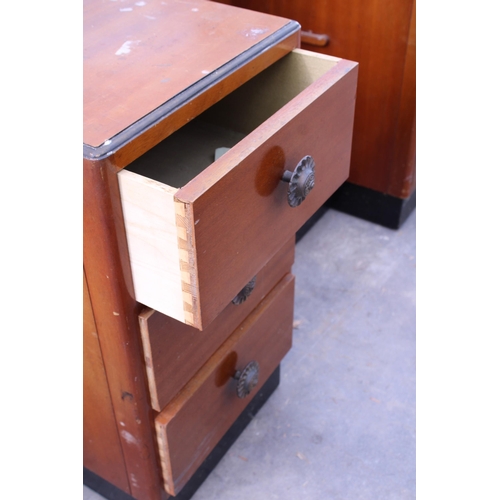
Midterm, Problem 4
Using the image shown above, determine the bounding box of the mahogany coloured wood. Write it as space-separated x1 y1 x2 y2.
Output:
83 157 166 500
89 28 300 170
84 0 293 148
155 273 295 496
387 0 416 199
212 0 416 200
139 238 295 411
84 2 357 498
83 271 130 493
118 51 358 329
178 56 358 328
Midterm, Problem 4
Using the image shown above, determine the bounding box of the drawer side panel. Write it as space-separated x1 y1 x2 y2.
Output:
117 169 186 322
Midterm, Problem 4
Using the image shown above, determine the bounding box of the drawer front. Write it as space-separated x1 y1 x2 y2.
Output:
138 238 295 411
155 273 295 496
119 49 358 330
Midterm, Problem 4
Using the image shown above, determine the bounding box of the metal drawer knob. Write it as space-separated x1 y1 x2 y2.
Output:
232 276 257 305
281 155 315 207
234 361 260 398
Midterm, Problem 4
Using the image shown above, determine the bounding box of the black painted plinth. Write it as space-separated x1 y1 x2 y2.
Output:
327 182 416 230
296 205 328 243
84 365 281 500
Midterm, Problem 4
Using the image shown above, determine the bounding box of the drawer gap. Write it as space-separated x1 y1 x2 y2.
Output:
124 49 340 188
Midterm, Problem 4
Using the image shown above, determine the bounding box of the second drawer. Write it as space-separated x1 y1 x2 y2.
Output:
138 238 295 411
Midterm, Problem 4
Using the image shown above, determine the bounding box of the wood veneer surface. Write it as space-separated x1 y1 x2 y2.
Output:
213 0 416 199
83 158 165 500
155 273 295 495
179 56 358 327
139 238 295 411
83 0 292 148
83 272 130 493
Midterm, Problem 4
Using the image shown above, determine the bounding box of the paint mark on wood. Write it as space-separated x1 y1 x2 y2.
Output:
121 391 134 401
121 430 139 445
115 40 140 55
241 27 269 39
120 7 133 12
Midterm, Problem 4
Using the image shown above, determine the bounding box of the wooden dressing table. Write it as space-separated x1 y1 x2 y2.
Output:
83 1 358 498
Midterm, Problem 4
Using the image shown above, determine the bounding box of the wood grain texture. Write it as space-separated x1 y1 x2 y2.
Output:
388 0 416 199
118 170 187 324
119 50 357 329
179 52 358 328
139 238 294 411
83 271 130 493
212 0 416 199
83 157 166 500
84 0 293 148
155 273 295 495
93 28 300 169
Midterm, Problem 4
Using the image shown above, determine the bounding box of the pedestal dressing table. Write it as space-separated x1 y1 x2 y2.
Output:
83 1 358 498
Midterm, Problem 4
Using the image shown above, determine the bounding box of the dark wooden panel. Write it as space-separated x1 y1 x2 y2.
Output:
155 274 295 495
83 157 166 500
213 0 416 199
179 58 358 327
388 0 416 199
139 238 294 411
84 0 293 148
83 271 130 493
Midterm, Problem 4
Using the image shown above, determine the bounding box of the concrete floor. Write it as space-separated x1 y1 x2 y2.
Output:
84 208 416 500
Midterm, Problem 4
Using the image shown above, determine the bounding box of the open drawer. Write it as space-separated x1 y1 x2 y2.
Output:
118 48 358 330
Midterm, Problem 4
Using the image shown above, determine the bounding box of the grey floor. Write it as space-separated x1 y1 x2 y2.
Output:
84 208 416 500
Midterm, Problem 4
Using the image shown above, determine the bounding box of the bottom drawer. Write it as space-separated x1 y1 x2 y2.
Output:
155 273 295 496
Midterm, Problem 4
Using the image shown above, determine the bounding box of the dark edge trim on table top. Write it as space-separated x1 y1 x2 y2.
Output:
83 21 300 160
84 365 281 500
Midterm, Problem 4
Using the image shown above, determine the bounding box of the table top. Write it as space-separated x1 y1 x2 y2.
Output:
83 0 294 150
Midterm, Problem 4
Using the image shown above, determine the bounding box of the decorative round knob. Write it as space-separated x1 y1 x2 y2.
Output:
233 361 260 398
281 155 315 207
232 276 257 305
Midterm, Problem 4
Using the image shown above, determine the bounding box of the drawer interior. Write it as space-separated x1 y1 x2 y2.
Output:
125 49 341 188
